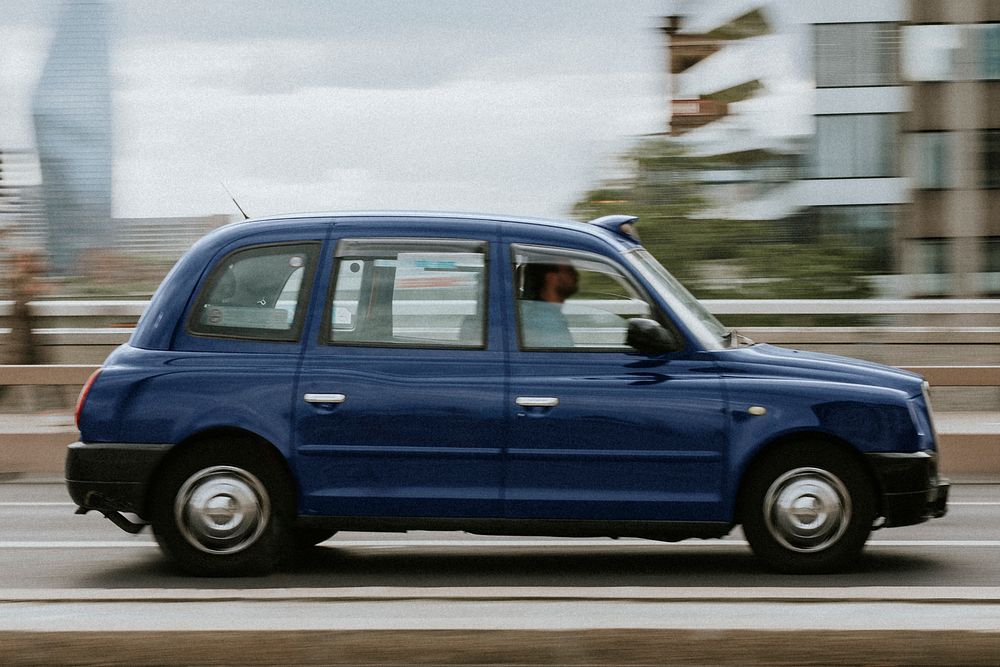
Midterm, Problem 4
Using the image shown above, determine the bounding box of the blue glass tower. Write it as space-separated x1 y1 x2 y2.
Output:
31 0 113 276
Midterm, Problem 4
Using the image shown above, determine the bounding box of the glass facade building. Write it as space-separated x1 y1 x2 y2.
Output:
903 1 1000 299
31 0 113 276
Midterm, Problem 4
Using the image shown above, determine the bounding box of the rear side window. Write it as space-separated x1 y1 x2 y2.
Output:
327 238 487 348
189 242 319 341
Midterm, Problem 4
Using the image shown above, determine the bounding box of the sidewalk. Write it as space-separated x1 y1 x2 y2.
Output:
4 589 1000 665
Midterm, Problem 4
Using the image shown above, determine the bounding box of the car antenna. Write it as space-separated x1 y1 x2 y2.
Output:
221 181 250 220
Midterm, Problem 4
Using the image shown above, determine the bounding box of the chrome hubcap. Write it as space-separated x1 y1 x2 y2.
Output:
764 467 851 553
175 466 269 555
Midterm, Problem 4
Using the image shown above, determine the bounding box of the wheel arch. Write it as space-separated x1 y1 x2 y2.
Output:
734 431 883 524
142 426 299 518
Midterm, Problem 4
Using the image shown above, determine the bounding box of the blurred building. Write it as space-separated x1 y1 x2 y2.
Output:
665 0 1000 299
115 215 233 260
902 2 1000 297
31 0 113 276
799 1 907 289
664 4 804 227
0 149 46 252
666 0 905 292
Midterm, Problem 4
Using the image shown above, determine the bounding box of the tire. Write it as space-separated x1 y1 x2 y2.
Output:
740 443 876 574
151 439 292 576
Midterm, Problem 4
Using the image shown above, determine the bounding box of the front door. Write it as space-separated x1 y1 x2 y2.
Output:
294 229 506 518
503 242 728 523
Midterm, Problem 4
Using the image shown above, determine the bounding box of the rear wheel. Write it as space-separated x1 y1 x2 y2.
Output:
741 444 876 574
152 440 292 576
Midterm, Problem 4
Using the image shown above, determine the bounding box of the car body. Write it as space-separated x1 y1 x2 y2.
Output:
66 212 949 575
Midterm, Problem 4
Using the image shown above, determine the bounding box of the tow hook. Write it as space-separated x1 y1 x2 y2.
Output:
75 506 148 534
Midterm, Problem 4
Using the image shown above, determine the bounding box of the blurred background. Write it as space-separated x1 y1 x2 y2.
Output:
0 0 998 312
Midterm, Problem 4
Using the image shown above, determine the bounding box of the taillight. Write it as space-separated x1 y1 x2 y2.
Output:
75 369 102 429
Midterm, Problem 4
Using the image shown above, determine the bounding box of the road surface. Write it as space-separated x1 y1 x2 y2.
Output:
3 479 1000 665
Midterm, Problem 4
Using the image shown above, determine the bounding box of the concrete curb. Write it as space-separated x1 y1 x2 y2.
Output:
4 590 1000 664
3 629 1000 666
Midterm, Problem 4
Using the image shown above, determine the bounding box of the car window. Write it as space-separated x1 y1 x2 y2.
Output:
328 238 488 348
512 244 653 351
188 243 318 341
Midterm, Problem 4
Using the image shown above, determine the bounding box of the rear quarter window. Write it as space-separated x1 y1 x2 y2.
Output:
188 242 319 341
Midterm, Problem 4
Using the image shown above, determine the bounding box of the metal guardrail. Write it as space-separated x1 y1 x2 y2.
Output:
1 299 997 477
3 298 1000 319
705 299 1000 315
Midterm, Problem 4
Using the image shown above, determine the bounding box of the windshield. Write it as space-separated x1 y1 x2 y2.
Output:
624 248 730 350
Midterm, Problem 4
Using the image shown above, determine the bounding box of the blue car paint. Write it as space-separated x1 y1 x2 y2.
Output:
76 212 938 527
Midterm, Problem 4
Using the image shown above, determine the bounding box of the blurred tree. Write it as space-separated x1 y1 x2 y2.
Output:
571 137 873 303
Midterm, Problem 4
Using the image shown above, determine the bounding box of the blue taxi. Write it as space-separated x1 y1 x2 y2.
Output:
66 212 949 575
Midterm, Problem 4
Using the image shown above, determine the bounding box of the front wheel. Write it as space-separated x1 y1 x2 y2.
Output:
152 443 291 576
741 444 876 574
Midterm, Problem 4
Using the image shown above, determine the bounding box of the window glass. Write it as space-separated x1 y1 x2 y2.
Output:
902 24 961 81
814 205 896 274
329 239 487 348
981 237 1000 296
984 24 1000 80
916 238 952 297
512 245 654 351
816 23 899 87
982 129 1000 189
813 115 898 178
189 243 317 341
910 132 955 189
903 23 1000 81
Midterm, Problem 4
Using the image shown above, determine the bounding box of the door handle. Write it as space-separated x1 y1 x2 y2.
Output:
304 393 347 404
515 396 559 408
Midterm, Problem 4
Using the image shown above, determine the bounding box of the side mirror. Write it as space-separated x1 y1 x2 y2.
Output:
626 318 680 355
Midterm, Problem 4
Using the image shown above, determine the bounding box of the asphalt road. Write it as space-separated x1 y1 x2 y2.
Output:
2 479 999 589
6 480 1000 665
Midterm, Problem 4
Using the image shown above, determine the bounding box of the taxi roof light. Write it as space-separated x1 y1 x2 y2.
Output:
588 215 640 242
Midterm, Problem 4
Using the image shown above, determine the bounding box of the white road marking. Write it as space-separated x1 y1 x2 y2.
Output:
6 586 1000 604
3 501 999 509
2 539 1000 549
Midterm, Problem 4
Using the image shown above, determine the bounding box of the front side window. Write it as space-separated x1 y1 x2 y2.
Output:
328 239 487 348
189 243 318 341
512 245 655 351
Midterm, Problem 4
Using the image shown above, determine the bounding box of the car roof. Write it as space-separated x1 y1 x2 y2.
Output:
233 211 641 250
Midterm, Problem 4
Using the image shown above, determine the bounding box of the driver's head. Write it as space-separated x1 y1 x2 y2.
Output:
523 262 578 303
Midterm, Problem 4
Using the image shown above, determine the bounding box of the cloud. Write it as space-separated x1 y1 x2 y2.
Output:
7 0 670 219
114 67 665 218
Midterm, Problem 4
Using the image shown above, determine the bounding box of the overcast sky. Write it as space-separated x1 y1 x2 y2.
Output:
1 1 676 220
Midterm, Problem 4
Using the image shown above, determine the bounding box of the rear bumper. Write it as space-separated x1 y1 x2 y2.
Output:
866 451 949 528
65 441 173 517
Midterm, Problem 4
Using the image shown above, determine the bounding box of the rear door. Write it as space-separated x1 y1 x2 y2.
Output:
293 221 507 518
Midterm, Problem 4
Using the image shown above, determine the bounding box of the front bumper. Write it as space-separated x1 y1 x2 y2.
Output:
65 441 173 517
866 451 949 528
